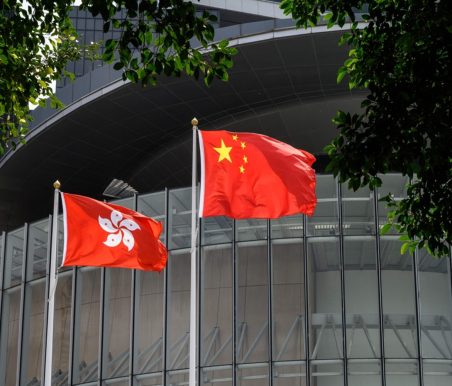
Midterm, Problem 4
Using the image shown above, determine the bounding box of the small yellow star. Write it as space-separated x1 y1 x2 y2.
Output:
243 155 248 164
239 165 245 174
232 134 238 141
241 141 246 149
213 139 232 163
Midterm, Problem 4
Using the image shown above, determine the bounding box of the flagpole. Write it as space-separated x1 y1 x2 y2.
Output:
44 180 60 386
189 118 198 386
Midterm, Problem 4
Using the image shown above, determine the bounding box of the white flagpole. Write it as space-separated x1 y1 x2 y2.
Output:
189 118 199 386
44 180 61 386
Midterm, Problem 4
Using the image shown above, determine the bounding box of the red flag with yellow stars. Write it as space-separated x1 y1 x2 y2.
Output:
198 130 317 219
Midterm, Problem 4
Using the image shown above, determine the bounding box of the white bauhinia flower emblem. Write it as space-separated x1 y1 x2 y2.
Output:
98 210 141 251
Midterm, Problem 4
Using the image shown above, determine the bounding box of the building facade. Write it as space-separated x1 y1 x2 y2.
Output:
0 2 451 386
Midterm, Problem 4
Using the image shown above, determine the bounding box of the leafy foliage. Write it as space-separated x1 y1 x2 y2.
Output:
281 0 452 256
0 0 236 155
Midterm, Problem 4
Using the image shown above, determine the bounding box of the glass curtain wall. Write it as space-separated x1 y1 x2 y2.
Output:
0 175 451 386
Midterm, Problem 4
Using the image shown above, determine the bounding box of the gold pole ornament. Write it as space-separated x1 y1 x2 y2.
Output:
53 180 61 190
191 117 198 127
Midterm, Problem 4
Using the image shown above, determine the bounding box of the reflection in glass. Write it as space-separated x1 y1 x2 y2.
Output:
307 175 338 237
52 271 72 382
27 219 49 280
4 227 24 288
341 186 375 236
423 359 452 386
201 245 232 366
134 269 164 374
380 239 418 359
273 362 306 386
169 188 192 249
201 365 232 386
418 250 452 359
385 359 419 386
308 237 343 360
103 268 132 378
0 287 21 386
310 360 343 386
236 219 267 242
21 279 46 385
134 372 163 386
138 191 166 243
236 243 268 363
237 363 268 386
202 216 232 245
272 240 305 361
73 268 101 384
348 359 381 386
167 250 190 370
271 215 303 240
344 237 380 358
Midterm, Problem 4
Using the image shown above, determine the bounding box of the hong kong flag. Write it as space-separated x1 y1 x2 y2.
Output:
61 193 167 271
198 130 317 219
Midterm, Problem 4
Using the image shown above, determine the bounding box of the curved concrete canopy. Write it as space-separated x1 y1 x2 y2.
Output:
0 27 364 230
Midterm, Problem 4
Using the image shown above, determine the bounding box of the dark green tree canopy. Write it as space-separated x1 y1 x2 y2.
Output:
0 0 236 154
282 0 452 255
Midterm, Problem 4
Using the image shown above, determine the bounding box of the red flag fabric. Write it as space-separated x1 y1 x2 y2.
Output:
61 193 167 271
198 130 316 219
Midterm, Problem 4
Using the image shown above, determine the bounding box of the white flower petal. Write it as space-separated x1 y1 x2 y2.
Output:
104 232 122 248
110 210 123 227
98 216 116 233
121 229 135 251
119 219 141 231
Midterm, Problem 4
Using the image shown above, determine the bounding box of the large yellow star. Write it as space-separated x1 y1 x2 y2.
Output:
213 139 232 163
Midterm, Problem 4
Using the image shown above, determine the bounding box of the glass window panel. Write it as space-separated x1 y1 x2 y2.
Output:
167 250 190 370
201 365 232 386
236 243 268 363
52 271 72 381
237 363 269 386
111 197 134 209
201 245 233 366
418 251 452 359
20 279 46 385
385 359 419 386
27 219 49 280
134 372 163 386
272 240 305 361
103 268 132 379
308 237 343 360
73 268 101 384
201 216 232 245
347 359 381 386
167 369 189 386
307 175 338 237
4 227 24 288
377 175 409 235
0 286 21 386
271 215 304 239
341 186 375 236
103 377 129 386
310 360 343 386
423 359 452 386
236 219 267 242
273 362 306 386
138 191 166 243
169 188 192 250
380 239 418 358
134 270 164 374
344 237 380 358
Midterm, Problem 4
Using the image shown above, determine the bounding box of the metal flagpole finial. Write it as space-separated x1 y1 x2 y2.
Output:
53 180 61 190
191 117 198 127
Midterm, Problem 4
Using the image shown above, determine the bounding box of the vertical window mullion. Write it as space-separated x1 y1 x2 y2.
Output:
162 187 169 385
98 268 106 385
413 248 424 386
129 193 138 385
338 181 347 385
232 219 237 386
374 188 386 386
303 214 310 386
267 219 273 385
68 267 77 385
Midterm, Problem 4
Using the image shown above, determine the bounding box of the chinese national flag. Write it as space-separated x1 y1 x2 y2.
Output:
198 130 316 219
61 193 168 271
